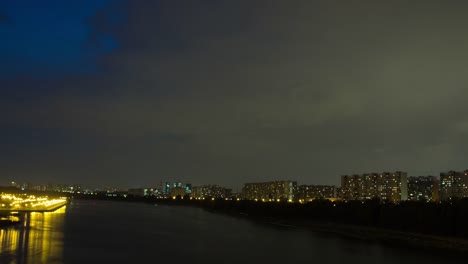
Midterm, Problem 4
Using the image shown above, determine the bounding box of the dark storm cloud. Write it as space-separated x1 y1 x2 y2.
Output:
3 0 468 188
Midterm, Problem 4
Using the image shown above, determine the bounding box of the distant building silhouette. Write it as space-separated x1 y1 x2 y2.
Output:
185 184 192 194
341 171 408 203
170 187 186 198
242 181 297 202
297 185 337 202
128 188 154 197
158 182 192 197
162 182 171 195
191 185 232 199
407 176 439 202
439 170 468 200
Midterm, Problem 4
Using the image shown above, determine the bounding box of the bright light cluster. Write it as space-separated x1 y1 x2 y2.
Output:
0 193 67 211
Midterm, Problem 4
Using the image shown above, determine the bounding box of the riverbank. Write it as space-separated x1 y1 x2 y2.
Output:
0 201 68 228
252 217 468 255
0 200 68 213
195 200 468 254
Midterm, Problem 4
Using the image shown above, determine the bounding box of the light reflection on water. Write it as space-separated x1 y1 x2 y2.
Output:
0 206 66 263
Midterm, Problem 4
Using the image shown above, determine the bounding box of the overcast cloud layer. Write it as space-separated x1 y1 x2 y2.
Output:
2 0 468 189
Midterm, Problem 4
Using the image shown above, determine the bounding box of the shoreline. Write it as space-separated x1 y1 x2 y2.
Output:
196 204 468 255
256 217 468 254
0 200 68 213
0 201 68 228
147 198 468 254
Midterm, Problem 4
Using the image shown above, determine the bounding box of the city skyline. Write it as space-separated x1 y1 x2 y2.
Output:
2 170 459 203
5 168 466 196
3 1 468 188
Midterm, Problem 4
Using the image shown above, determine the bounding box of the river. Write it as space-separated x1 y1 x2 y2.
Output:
0 200 464 263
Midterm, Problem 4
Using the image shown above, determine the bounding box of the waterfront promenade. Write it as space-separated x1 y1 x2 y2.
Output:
0 194 68 213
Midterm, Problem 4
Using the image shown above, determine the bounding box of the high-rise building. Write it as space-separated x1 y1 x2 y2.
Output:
341 171 408 203
297 185 337 202
170 187 186 198
159 181 191 197
440 170 468 200
191 185 232 199
162 182 171 195
407 176 439 202
128 188 154 197
185 184 192 194
242 181 297 202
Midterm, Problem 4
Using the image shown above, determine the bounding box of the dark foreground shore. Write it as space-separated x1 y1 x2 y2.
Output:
143 197 468 254
262 218 468 254
142 197 468 254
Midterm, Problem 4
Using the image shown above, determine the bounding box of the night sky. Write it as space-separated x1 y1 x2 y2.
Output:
2 1 468 189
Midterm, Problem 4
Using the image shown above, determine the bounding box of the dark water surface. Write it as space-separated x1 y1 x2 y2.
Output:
0 200 464 263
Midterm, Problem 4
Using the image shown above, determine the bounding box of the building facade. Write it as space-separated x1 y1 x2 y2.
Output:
128 188 154 197
341 171 408 203
440 170 468 200
185 184 192 194
242 181 297 202
191 185 232 199
170 187 186 198
297 185 337 202
407 176 439 202
162 182 171 195
159 182 192 197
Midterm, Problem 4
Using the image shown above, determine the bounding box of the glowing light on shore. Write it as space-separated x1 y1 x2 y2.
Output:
0 193 67 211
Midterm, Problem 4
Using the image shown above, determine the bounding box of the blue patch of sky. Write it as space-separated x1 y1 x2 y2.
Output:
0 0 121 78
